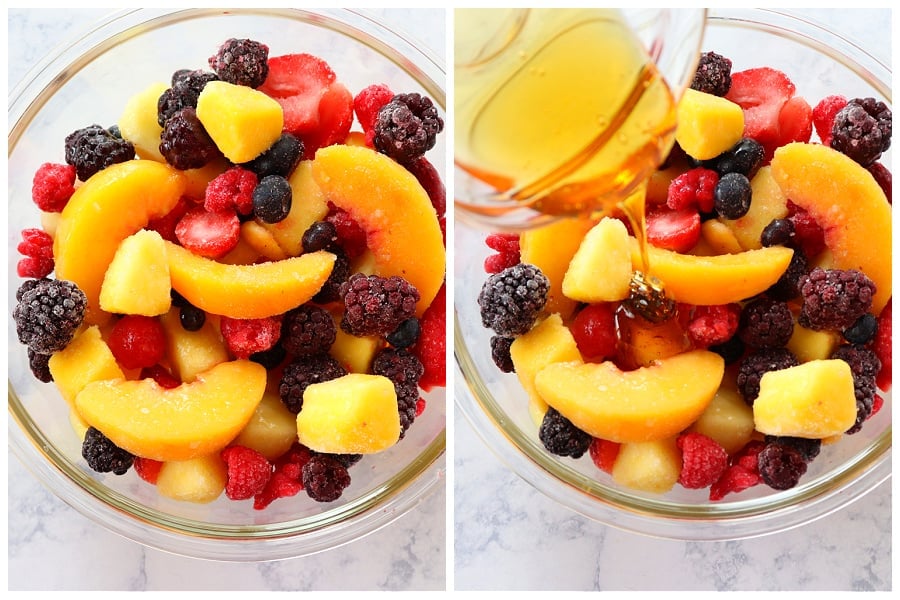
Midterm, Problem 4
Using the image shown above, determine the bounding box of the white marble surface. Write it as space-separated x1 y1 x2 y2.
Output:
453 7 892 592
7 7 446 592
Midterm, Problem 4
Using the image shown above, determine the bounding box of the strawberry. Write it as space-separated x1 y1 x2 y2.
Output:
147 195 193 243
133 457 163 485
588 437 620 474
645 206 701 253
174 205 240 259
413 282 446 391
776 95 813 148
811 94 848 146
873 299 891 391
301 82 354 158
406 155 446 217
725 67 796 159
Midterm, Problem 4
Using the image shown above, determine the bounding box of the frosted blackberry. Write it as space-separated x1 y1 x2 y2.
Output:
64 124 135 181
28 348 53 383
14 278 87 355
313 248 350 304
82 427 133 476
281 304 336 357
478 263 549 337
736 347 799 405
159 107 221 170
757 442 807 490
241 133 303 178
765 249 808 301
279 353 347 414
539 408 592 459
690 51 732 96
373 348 424 436
302 455 351 502
340 273 419 337
830 97 892 166
490 335 516 373
763 435 821 463
738 297 793 349
208 38 270 88
831 343 881 434
373 93 444 165
157 69 219 126
799 268 876 331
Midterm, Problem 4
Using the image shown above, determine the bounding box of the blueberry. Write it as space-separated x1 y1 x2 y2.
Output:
301 220 339 253
843 313 879 345
241 133 303 178
714 172 752 219
760 218 795 247
714 138 764 178
179 304 206 331
386 317 421 349
253 174 293 223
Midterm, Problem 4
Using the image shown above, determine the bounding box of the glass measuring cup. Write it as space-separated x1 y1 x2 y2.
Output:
454 8 707 231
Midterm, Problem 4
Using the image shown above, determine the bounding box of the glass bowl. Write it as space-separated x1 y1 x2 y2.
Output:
454 7 891 541
8 8 446 561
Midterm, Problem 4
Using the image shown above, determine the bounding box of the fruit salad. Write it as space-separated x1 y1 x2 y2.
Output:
476 50 891 500
13 38 446 509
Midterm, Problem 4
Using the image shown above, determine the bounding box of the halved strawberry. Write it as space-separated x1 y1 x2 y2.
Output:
811 94 848 146
589 438 621 474
259 53 336 100
146 195 194 243
301 82 353 158
725 67 796 159
413 282 446 391
645 206 701 253
174 205 240 259
776 95 813 148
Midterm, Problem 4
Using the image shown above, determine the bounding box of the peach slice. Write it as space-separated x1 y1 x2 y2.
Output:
630 240 794 305
770 142 891 314
53 160 187 323
164 242 336 319
312 144 445 316
75 359 266 462
534 349 724 443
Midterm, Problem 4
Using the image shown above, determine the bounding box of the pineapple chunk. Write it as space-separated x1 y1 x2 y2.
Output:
159 307 228 382
232 391 299 461
196 81 283 163
562 217 633 303
611 437 681 493
48 325 124 407
330 322 383 374
719 166 789 251
241 220 287 261
156 453 228 504
261 160 330 257
118 81 168 163
691 379 755 454
786 324 840 362
99 229 172 316
296 374 401 454
675 88 744 160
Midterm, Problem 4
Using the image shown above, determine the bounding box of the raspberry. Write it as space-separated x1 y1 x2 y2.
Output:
373 347 424 436
159 107 222 170
386 317 421 349
252 174 293 223
415 397 427 417
140 364 180 389
763 435 821 463
867 162 892 203
830 97 892 166
733 439 767 472
686 303 741 348
373 93 444 166
14 278 87 355
174 205 241 259
107 315 166 370
82 427 133 475
221 445 273 501
252 444 312 510
799 268 876 331
666 167 718 212
757 442 807 490
738 297 794 349
709 440 764 501
64 124 135 181
871 394 885 418
785 201 826 259
340 273 420 337
203 166 258 215
157 70 219 126
570 302 618 361
872 300 891 391
538 407 592 459
711 138 765 179
302 455 352 502
490 335 515 373
220 315 283 359
32 162 76 212
478 263 549 337
17 228 55 279
690 51 732 96
240 133 303 178
133 457 163 484
483 233 521 274
27 348 53 383
713 172 751 219
208 38 270 88
280 304 336 357
413 283 446 390
279 353 347 414
811 94 848 146
736 347 800 404
301 221 339 253
326 206 368 259
146 196 192 243
588 438 621 474
353 83 395 144
676 432 729 489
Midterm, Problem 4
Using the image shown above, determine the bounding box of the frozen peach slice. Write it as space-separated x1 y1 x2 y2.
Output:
534 349 724 443
53 160 187 323
312 144 445 316
770 142 892 314
164 242 336 319
630 240 794 305
75 359 266 462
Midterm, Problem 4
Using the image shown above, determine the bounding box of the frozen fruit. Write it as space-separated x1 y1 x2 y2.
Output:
718 166 788 251
204 166 257 215
588 438 621 474
713 172 751 219
340 273 419 337
220 445 272 501
16 228 55 279
99 229 172 316
373 93 444 166
208 38 269 88
786 324 840 363
302 454 352 503
645 206 701 253
690 378 755 455
539 407 592 459
798 268 876 332
65 124 136 181
175 205 241 259
220 315 283 359
241 133 303 179
675 88 745 160
775 95 813 148
32 162 77 212
231 391 299 461
413 282 446 391
569 302 619 362
159 107 222 170
82 426 133 475
107 315 166 370
612 437 681 494
490 335 515 373
353 83 395 143
812 94 848 146
280 304 336 357
690 51 732 96
48 326 124 407
686 303 741 348
666 167 718 212
563 217 633 302
259 160 330 257
757 442 807 491
196 80 284 163
830 97 892 166
252 174 293 224
738 297 794 349
676 431 728 489
483 232 520 274
14 278 87 355
133 456 163 485
710 137 765 179
724 67 796 159
156 453 228 504
479 263 549 337
872 300 891 391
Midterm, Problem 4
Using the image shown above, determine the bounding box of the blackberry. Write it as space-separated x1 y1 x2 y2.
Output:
252 174 293 223
478 263 549 337
830 97 892 166
28 348 53 383
157 69 219 127
16 277 44 301
340 273 420 337
313 451 362 469
301 455 351 502
14 278 87 355
690 51 733 96
843 313 879 345
708 334 745 365
279 353 347 414
249 343 287 370
301 221 339 253
760 218 794 248
799 268 876 331
763 435 821 463
64 124 135 181
82 427 133 475
831 343 881 434
373 93 444 166
179 303 206 332
736 347 800 404
738 297 794 349
280 304 336 357
313 248 351 304
159 107 221 170
757 442 807 490
386 317 421 349
538 407 592 459
241 133 303 178
765 249 808 302
373 348 424 436
208 38 270 88
712 137 764 178
713 172 752 219
490 335 516 373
